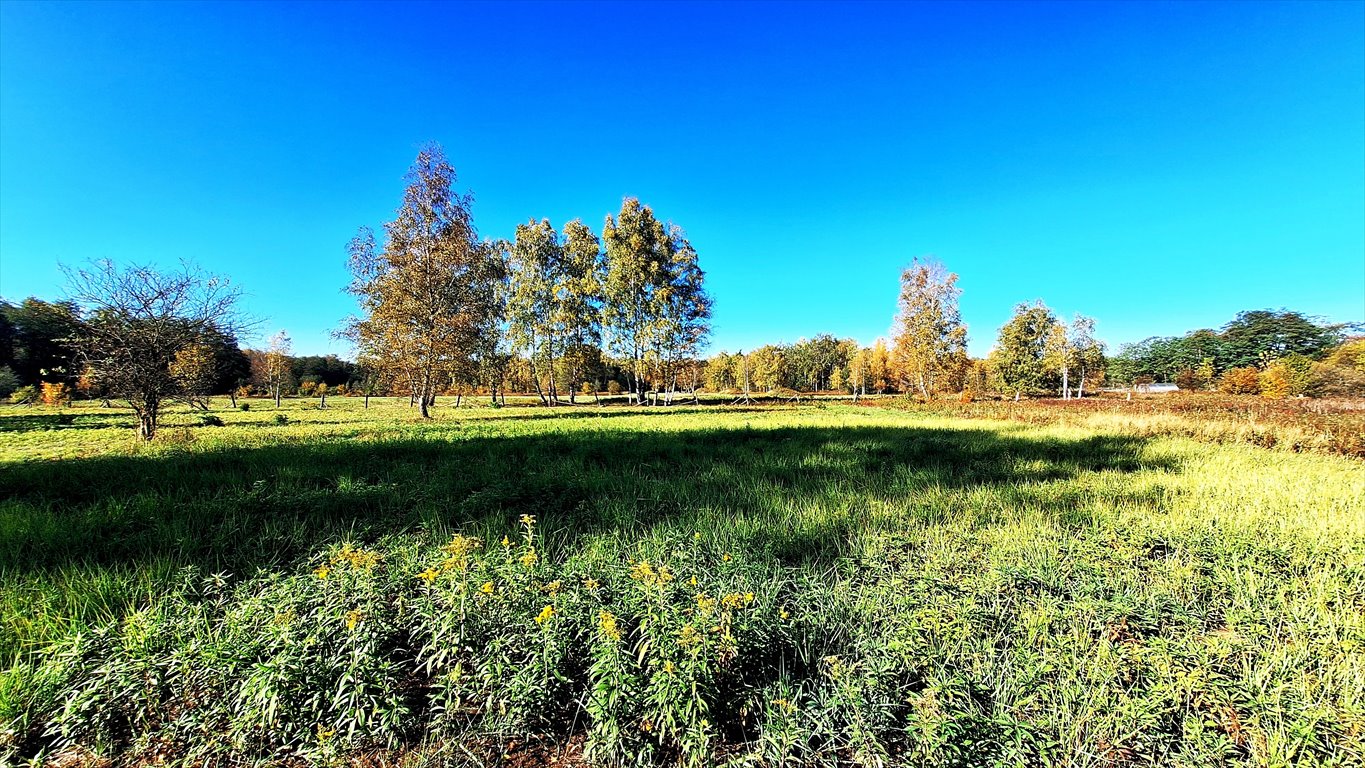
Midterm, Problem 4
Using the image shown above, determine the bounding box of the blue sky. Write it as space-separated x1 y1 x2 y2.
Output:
2 0 1361 357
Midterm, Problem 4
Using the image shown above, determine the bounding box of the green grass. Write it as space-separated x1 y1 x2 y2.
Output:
1 397 1362 765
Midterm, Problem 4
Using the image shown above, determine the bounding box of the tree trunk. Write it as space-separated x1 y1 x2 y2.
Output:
364 393 370 409
274 387 281 408
1061 367 1069 400
136 400 159 441
228 390 237 408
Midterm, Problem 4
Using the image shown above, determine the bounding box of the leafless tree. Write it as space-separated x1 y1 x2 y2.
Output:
64 260 249 440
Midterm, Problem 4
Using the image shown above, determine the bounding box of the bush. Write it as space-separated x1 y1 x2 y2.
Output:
238 402 251 411
8 384 36 405
1218 366 1261 395
199 414 225 427
1308 361 1365 397
39 382 72 406
607 381 623 395
273 413 290 425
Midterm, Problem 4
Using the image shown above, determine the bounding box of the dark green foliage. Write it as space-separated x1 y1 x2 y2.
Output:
0 299 82 386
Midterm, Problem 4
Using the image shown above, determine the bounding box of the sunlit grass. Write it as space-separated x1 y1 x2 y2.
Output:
0 397 1361 765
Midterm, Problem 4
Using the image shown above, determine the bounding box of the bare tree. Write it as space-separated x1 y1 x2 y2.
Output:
64 260 248 440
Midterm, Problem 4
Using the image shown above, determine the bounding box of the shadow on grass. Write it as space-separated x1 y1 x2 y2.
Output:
0 420 1176 582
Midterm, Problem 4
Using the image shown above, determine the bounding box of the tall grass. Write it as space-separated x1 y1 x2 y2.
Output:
1 398 1361 765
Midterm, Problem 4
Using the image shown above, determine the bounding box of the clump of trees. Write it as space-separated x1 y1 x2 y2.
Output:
1110 310 1359 397
342 144 712 414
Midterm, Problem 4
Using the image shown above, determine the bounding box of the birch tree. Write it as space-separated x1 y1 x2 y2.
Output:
558 219 604 403
507 219 564 405
342 145 503 418
890 258 968 398
601 199 673 404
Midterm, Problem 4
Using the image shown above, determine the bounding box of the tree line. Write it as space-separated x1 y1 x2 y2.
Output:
1 143 1359 438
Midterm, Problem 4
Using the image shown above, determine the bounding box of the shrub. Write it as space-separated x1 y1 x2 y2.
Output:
273 413 290 425
581 382 594 395
607 381 623 395
238 402 251 411
39 382 72 406
199 414 225 427
1259 365 1291 399
1218 366 1261 395
8 384 36 405
1308 361 1365 397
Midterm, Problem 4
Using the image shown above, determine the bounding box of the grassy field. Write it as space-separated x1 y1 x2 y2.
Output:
1 397 1362 766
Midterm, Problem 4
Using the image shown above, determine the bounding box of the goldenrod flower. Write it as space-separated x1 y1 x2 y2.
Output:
316 724 336 742
520 547 538 568
678 623 701 647
520 514 536 527
583 577 600 590
501 535 511 549
418 568 440 583
345 609 363 630
722 553 732 562
314 566 331 580
535 604 554 625
663 660 675 675
598 610 622 641
481 581 495 595
696 593 717 613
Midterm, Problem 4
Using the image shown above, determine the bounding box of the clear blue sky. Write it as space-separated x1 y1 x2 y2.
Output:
2 1 1362 357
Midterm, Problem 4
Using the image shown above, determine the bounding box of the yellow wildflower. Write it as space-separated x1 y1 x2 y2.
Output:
689 576 698 587
501 535 511 549
696 593 717 613
316 724 336 742
520 547 538 568
678 623 701 647
583 577 601 590
640 718 654 733
520 514 536 528
780 608 791 620
535 604 554 625
345 609 363 631
629 560 655 582
598 610 623 641
314 566 330 580
418 568 440 583
664 660 675 674
481 581 495 595
722 552 732 562
721 592 752 609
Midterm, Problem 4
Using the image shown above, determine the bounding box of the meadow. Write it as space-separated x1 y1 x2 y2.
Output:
1 396 1362 766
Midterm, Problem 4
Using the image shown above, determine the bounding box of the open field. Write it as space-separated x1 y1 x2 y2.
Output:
1 398 1363 766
